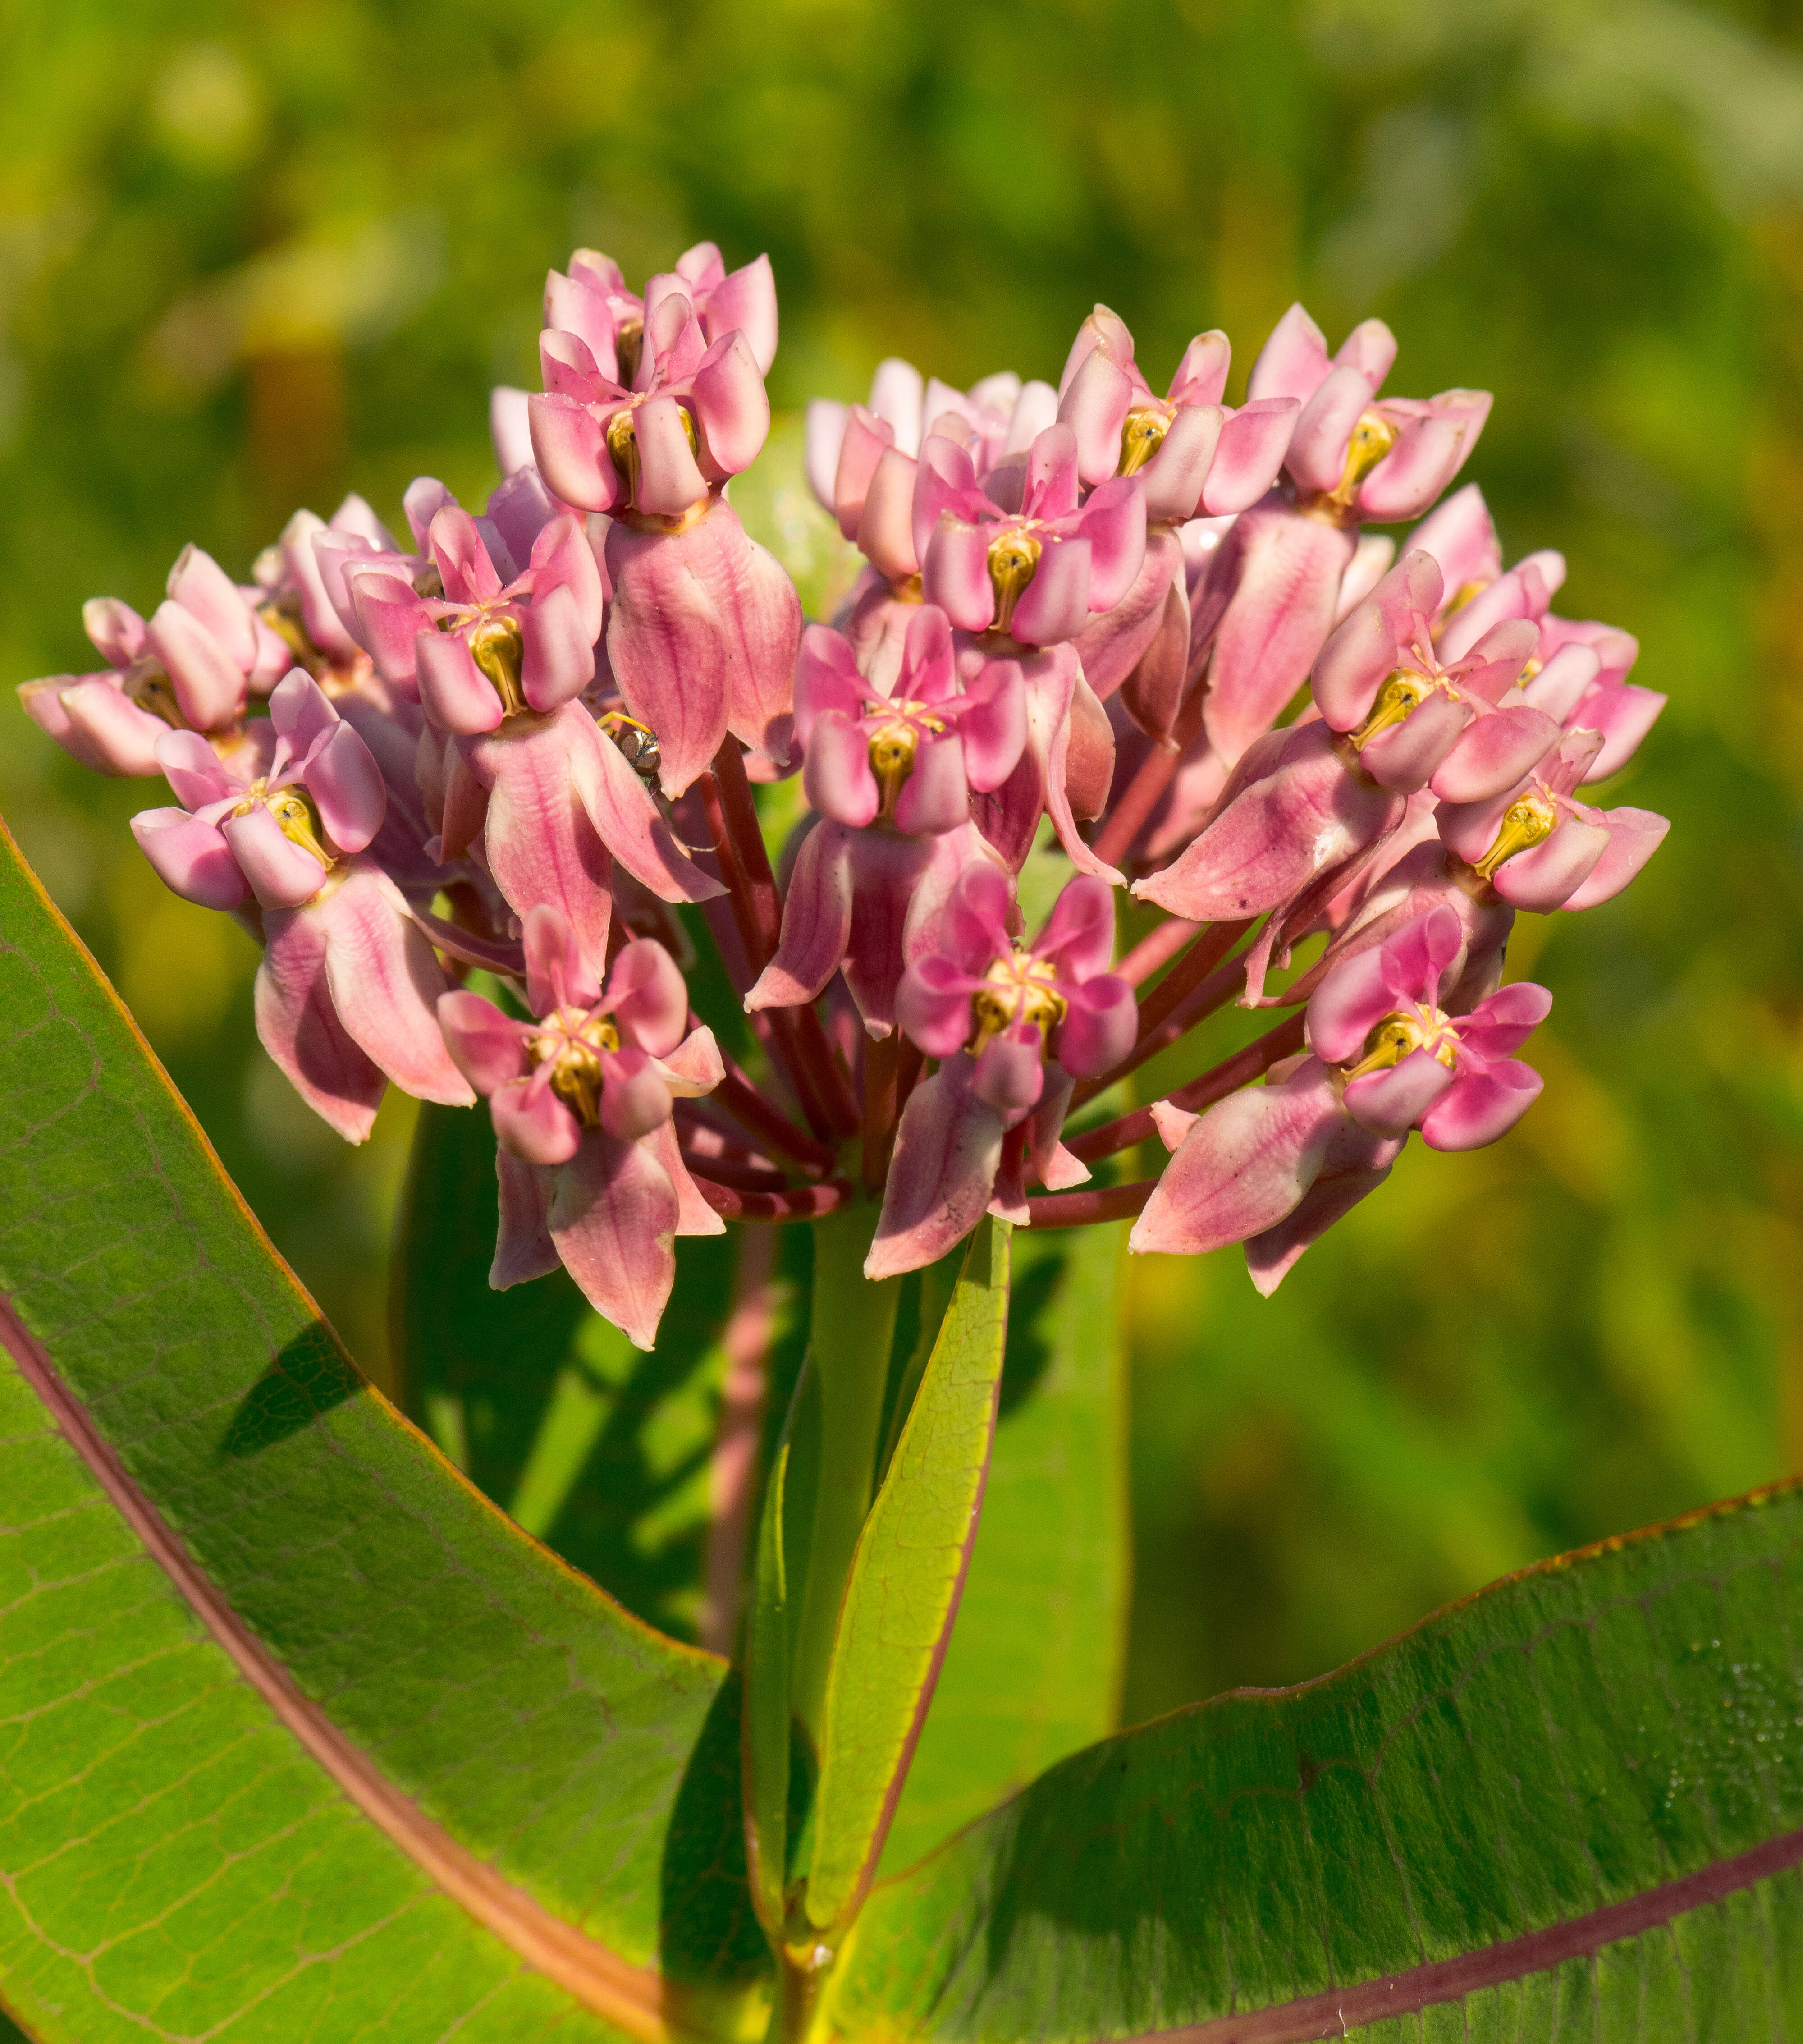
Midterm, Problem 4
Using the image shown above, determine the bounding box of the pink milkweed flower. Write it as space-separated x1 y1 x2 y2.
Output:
437 904 726 1351
1437 728 1670 913
1132 906 1551 1288
1521 614 1665 782
867 866 1136 1279
128 672 473 1140
20 547 288 778
344 502 722 974
746 608 1026 1035
543 241 778 386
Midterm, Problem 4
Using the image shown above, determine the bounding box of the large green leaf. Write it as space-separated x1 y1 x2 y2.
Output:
805 1218 1011 1934
0 812 765 2040
877 1223 1128 1880
834 1480 1803 2039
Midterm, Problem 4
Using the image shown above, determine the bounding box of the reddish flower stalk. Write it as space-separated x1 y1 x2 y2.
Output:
1065 1010 1309 1164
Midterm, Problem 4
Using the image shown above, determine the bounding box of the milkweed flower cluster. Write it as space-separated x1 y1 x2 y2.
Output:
22 242 1668 1348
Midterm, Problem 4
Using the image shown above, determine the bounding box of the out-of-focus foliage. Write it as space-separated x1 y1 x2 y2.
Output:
4 0 1801 1719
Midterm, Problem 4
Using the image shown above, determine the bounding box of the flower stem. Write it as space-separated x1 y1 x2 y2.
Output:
699 1228 779 1656
1064 1011 1309 1163
1116 913 1202 988
693 1178 855 1223
788 1202 903 1745
1025 1179 1156 1227
1091 738 1180 870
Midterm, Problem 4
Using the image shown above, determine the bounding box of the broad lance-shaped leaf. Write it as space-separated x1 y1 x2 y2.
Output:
0 811 767 2042
878 1222 1127 1880
804 1217 1011 1934
832 1480 1803 2040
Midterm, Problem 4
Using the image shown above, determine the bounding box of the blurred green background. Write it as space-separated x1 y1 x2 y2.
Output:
5 0 1802 1728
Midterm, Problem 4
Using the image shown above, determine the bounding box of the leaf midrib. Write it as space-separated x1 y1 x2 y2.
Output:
0 1291 678 2044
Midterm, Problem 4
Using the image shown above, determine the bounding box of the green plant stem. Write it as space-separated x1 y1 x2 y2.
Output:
788 1202 902 1745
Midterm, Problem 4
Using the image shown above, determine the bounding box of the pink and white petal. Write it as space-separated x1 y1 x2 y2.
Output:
805 399 850 508
634 394 711 516
1010 536 1091 646
793 624 865 749
892 733 970 836
254 912 384 1143
1489 818 1611 912
221 805 329 910
1168 329 1232 408
82 597 148 668
493 1074 584 1165
606 938 688 1058
1359 687 1471 793
597 1045 674 1141
1428 703 1559 805
437 988 531 1095
1357 408 1481 523
922 521 998 632
564 706 723 906
416 630 504 736
855 446 921 581
1342 1046 1455 1137
1056 348 1135 488
428 506 503 606
1246 303 1332 406
528 393 624 515
1202 398 1300 517
833 405 897 538
1419 1058 1542 1151
145 600 244 731
490 384 536 478
403 478 457 555
1285 365 1373 493
691 331 770 479
56 679 171 776
493 1148 561 1288
746 820 855 1012
167 545 257 670
1053 973 1135 1077
1381 903 1464 1004
1557 806 1669 912
549 1132 681 1350
303 721 387 852
519 582 597 714
131 807 248 910
911 435 984 566
472 721 614 972
1129 1061 1344 1256
704 252 778 375
656 1024 726 1097
803 708 882 828
866 1062 1007 1280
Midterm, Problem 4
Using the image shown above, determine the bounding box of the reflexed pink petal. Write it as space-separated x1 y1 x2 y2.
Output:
1409 483 1501 596
629 394 706 515
82 597 147 668
1056 307 1137 398
893 733 969 835
911 434 983 565
1054 973 1135 1076
1034 872 1117 979
1359 688 1471 793
691 331 770 478
1520 643 1602 725
1343 1047 1455 1137
564 706 723 905
833 405 896 539
540 325 605 398
805 398 849 509
145 600 244 730
254 911 384 1142
897 950 983 1058
493 1074 584 1165
430 506 503 605
54 678 170 776
493 1149 560 1288
604 517 731 794
1169 330 1232 407
803 707 881 828
1073 476 1146 613
471 720 614 971
416 629 504 736
972 1025 1046 1114
871 357 927 453
278 512 361 662
841 830 942 1033
349 574 437 690
1490 818 1611 912
522 899 592 1012
1247 303 1332 406
545 268 621 370
792 626 866 749
528 393 623 514
1335 318 1397 386
437 990 531 1095
866 1060 1008 1280
520 583 596 713
645 1119 728 1237
1558 806 1669 912
941 856 1016 972
1117 555 1193 739
1574 683 1667 781
167 544 256 670
1312 599 1403 732
526 513 606 639
1358 407 1483 523
606 938 687 1057
1286 365 1373 493
490 384 536 477
1130 1060 1344 1256
1381 903 1463 1004
656 1023 726 1097
955 657 1029 792
304 722 386 852
403 478 456 554
1454 619 1541 706
703 252 778 374
1335 536 1396 624
221 804 328 909
1202 398 1299 517
131 806 247 910
1244 1118 1401 1295
1023 423 1081 520
747 820 855 1012
1010 536 1091 646
1457 981 1552 1058
597 1044 673 1140
549 1131 681 1349
922 521 997 632
1306 940 1401 1064
1419 1059 1542 1151
855 446 920 581
1428 703 1559 805
1057 348 1135 487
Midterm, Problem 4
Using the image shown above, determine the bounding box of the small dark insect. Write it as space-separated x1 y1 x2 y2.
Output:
605 716 662 788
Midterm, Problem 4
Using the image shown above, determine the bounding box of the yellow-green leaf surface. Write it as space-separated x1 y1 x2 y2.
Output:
804 1218 1011 1933
834 1482 1803 2040
0 812 764 2041
878 1224 1127 1880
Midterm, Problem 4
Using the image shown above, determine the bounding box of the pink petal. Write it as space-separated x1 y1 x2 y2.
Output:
897 951 983 1058
1073 476 1146 613
855 445 920 581
145 600 244 730
691 331 770 478
254 912 385 1142
493 1149 560 1288
870 357 927 453
526 513 606 641
564 705 724 905
167 544 256 670
303 722 386 852
655 1023 726 1098
416 629 505 736
1457 981 1552 1059
438 990 531 1095
520 582 597 713
1010 536 1091 646
1490 818 1611 912
1034 872 1117 980
892 733 969 835
865 1060 1007 1280
792 624 866 749
52 679 170 776
1558 806 1669 912
805 398 849 508
1419 1059 1542 1151
606 938 688 1057
1380 903 1463 1003
702 252 778 374
597 1044 673 1140
1286 365 1373 494
1057 348 1135 487
956 656 1029 792
1053 972 1135 1077
470 720 614 974
549 1132 681 1350
1136 402 1222 524
527 393 624 514
545 268 622 371
1306 942 1402 1065
1169 330 1232 407
833 405 896 538
1204 398 1300 518
349 573 437 691
403 477 456 554
911 434 984 567
1574 683 1667 781
1335 536 1397 624
923 521 998 632
1335 319 1397 386
1129 1061 1344 1256
523 899 593 1013
1428 703 1560 805
1312 548 1441 730
746 819 854 1013
430 507 503 605
972 1026 1046 1115
493 1074 584 1166
1409 484 1501 596
1246 303 1332 405
1343 1046 1455 1137
221 803 328 909
1358 405 1486 523
131 806 247 910
1244 1118 1402 1296
941 856 1016 971
490 384 536 477
82 597 147 668
628 394 708 516
1359 687 1471 794
841 830 943 1034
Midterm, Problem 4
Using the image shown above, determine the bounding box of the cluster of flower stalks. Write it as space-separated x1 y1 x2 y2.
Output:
22 243 1670 1351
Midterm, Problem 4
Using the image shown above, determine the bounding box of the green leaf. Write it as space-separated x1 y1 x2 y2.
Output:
834 1480 1803 2039
393 1098 748 1644
0 813 766 2041
804 1217 1011 1935
876 1221 1127 1879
